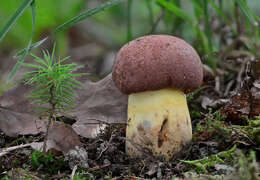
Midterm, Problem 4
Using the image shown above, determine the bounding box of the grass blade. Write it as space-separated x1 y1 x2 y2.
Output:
8 1 36 81
127 0 133 42
15 0 125 58
235 0 258 26
8 51 28 80
208 0 233 28
188 0 203 16
53 0 125 34
0 0 33 41
156 0 193 25
16 37 49 57
203 0 213 51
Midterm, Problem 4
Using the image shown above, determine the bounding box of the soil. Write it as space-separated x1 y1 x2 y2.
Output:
1 113 259 180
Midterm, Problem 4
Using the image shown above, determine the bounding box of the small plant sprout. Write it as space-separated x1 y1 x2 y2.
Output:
22 44 87 153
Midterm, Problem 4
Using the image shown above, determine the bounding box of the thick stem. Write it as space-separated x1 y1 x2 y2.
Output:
126 88 192 160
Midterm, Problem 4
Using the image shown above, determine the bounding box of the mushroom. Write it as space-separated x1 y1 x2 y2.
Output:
112 35 203 160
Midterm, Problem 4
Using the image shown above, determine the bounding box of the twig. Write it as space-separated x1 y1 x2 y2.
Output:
231 126 255 145
123 176 146 180
95 133 115 160
0 143 32 157
51 173 66 179
70 165 78 180
81 118 127 125
88 163 111 171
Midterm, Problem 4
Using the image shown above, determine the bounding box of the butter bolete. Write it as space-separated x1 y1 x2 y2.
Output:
112 35 203 160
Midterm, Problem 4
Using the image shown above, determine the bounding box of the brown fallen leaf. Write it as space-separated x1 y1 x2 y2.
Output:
221 90 251 124
0 83 34 114
221 88 260 124
30 122 82 154
71 73 128 138
7 168 41 180
201 96 230 109
47 122 82 153
0 73 128 138
0 106 45 137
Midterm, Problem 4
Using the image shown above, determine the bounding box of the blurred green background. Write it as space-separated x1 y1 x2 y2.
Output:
0 0 260 79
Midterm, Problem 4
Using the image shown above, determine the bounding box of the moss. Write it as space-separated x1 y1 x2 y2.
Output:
180 145 236 173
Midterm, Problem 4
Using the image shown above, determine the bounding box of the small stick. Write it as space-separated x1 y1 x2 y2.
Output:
95 133 115 160
70 165 78 180
88 163 111 171
0 143 32 157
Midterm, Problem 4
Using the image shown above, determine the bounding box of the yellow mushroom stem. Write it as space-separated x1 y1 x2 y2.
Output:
126 88 192 160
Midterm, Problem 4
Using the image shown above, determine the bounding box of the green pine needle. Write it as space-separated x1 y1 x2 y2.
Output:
23 45 87 115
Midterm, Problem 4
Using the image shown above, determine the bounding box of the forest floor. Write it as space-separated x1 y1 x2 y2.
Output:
1 80 260 179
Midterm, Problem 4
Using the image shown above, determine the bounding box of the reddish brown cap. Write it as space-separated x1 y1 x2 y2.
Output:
112 35 203 94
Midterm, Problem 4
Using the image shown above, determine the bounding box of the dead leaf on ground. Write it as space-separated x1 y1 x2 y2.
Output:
7 168 41 180
48 122 82 153
30 122 81 154
0 73 128 138
201 96 230 109
71 73 128 138
221 91 251 124
221 87 260 123
0 107 45 137
0 83 33 114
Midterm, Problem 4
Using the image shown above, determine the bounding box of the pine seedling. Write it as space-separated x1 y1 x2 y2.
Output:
22 45 87 153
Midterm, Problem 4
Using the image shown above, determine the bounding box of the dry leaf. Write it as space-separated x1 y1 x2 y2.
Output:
71 74 128 138
47 122 82 153
201 96 229 109
0 107 45 137
0 73 127 138
0 83 34 114
30 122 82 154
221 91 250 124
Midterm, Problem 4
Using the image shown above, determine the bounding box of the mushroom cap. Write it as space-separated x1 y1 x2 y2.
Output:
112 35 203 94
